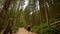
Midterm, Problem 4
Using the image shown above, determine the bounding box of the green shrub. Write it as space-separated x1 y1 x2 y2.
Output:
39 28 56 34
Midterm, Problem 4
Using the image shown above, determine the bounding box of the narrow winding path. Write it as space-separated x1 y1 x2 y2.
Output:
15 27 37 34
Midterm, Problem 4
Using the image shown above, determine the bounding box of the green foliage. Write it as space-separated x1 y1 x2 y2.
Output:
31 25 40 32
49 18 57 23
31 25 58 34
40 27 56 34
31 20 60 34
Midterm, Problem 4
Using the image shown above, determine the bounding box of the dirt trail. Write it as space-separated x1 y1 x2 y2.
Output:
14 27 37 34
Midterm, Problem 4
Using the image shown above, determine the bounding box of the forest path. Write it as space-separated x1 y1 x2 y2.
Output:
14 27 37 34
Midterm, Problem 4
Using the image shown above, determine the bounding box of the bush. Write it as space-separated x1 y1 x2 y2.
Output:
40 27 56 34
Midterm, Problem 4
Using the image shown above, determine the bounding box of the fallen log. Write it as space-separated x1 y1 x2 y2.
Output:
43 20 60 29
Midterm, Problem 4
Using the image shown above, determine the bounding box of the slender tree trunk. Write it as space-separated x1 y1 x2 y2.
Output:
3 19 13 34
43 0 49 27
0 0 12 32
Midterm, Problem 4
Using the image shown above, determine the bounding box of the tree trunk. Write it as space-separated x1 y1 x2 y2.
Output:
43 0 49 27
3 19 13 34
0 0 12 32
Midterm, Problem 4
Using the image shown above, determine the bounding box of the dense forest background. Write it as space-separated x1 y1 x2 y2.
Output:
0 0 60 34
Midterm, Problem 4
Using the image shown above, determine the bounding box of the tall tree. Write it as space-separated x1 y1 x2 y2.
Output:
0 0 12 32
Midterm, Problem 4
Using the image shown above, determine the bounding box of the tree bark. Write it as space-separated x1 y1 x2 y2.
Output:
0 0 12 32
